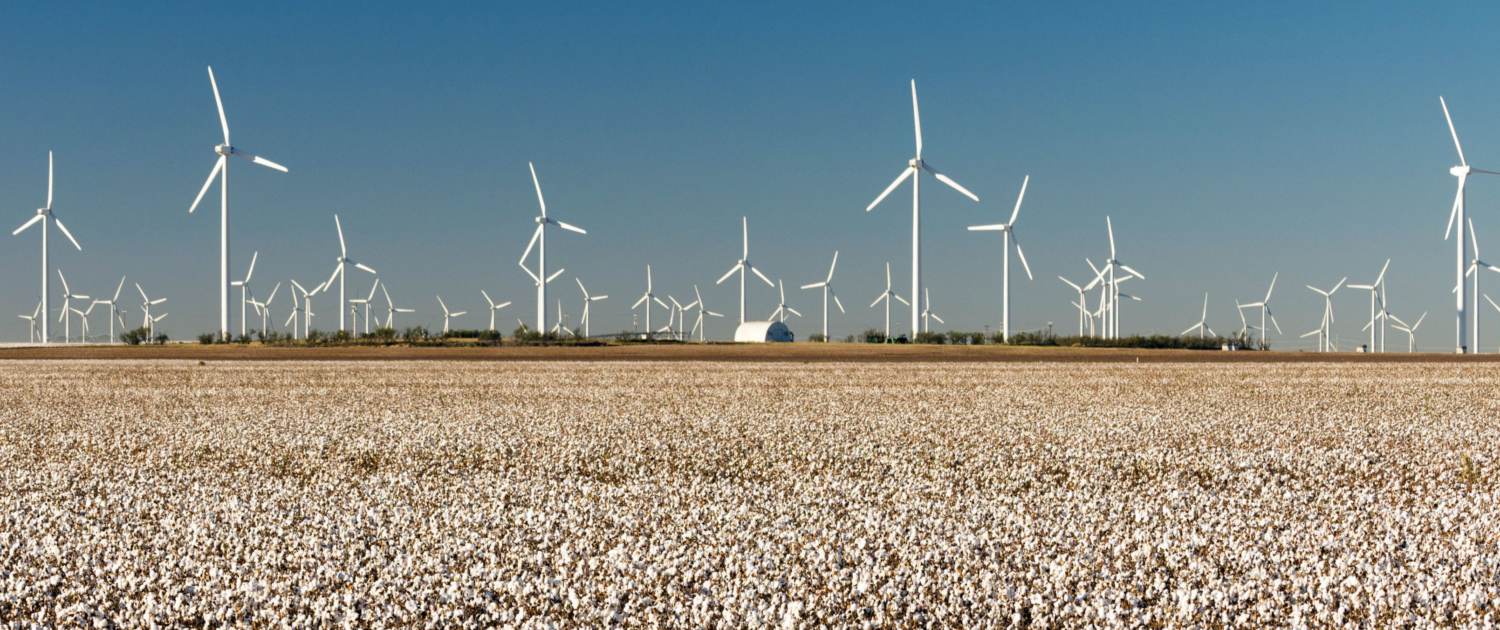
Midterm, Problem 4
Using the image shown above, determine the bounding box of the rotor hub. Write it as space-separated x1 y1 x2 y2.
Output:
215 144 232 157
37 208 48 215
909 158 921 168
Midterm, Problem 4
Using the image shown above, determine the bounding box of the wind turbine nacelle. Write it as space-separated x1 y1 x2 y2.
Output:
215 144 232 157
909 158 922 168
1453 165 1471 177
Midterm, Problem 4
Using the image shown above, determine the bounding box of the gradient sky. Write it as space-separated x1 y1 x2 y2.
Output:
2 2 1499 349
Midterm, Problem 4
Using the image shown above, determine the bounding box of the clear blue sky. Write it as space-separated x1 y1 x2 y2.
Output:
1 2 1496 349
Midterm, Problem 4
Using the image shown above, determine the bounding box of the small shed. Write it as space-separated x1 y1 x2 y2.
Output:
734 321 794 342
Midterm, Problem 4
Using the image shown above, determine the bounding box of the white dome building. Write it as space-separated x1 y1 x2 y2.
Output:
733 321 794 342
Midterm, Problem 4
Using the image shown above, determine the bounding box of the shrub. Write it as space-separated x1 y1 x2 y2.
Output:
331 330 351 343
152 333 169 345
123 327 153 345
402 326 429 342
371 327 398 341
196 332 215 345
914 331 946 344
305 329 326 344
477 330 503 343
808 333 828 343
863 328 887 344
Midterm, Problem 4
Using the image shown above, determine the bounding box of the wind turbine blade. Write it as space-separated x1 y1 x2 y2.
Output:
1008 175 1029 225
291 279 307 296
827 251 838 282
787 308 802 317
1013 238 1033 280
189 157 225 213
653 297 669 310
1265 272 1278 301
1188 325 1205 336
381 284 392 307
246 153 288 172
268 282 281 305
871 294 887 309
436 295 448 314
1472 217 1482 259
1446 178 1464 240
921 164 979 202
911 79 922 159
325 265 342 291
716 264 742 285
1440 96 1467 166
1117 264 1144 280
57 270 70 295
451 311 466 317
364 281 377 301
1414 312 1426 329
529 162 547 217
483 289 495 307
545 268 565 283
1058 276 1082 293
285 310 297 327
1488 294 1500 314
136 283 148 302
800 282 826 290
866 168 914 211
832 293 845 313
1107 216 1115 258
930 313 944 324
894 294 911 306
1376 259 1390 286
51 218 82 251
1332 277 1346 293
556 221 586 234
13 215 43 235
245 251 258 282
742 216 748 259
497 302 511 309
750 265 775 287
334 215 347 257
47 151 54 208
355 263 377 275
1269 313 1281 335
632 295 648 309
967 224 1005 231
520 225 542 264
113 277 125 302
208 66 229 145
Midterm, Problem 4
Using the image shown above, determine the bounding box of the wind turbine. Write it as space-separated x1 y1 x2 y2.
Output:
322 216 376 332
144 310 167 339
632 266 669 336
769 280 801 324
19 301 41 343
800 251 845 342
1181 293 1217 339
967 176 1033 341
869 263 910 341
481 290 513 332
716 217 774 324
1439 97 1500 353
91 276 127 343
382 285 414 329
73 303 93 343
688 286 723 342
56 271 89 344
919 288 945 334
1059 277 1090 337
248 282 280 337
574 279 605 338
519 162 587 333
1241 273 1281 349
230 251 258 337
1304 278 1345 352
136 283 166 340
668 296 695 341
288 280 322 339
866 80 980 335
436 296 465 334
1390 312 1427 353
188 67 288 338
1101 217 1145 338
12 152 82 344
348 280 379 336
1348 260 1389 353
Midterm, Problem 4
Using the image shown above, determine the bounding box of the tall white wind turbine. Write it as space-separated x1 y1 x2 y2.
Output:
1305 278 1345 352
322 215 376 332
1101 217 1145 339
967 176 1033 341
800 251 844 342
688 285 723 342
136 283 166 340
1059 276 1090 337
248 282 280 336
1348 260 1389 353
230 251 258 337
574 279 605 338
481 290 512 332
870 79 984 334
12 152 82 344
519 163 587 333
381 284 414 329
769 280 801 324
188 67 288 338
920 288 945 334
869 263 910 341
632 266 669 336
1181 293 1217 339
56 271 89 344
348 280 379 336
1466 218 1500 353
1391 311 1427 353
716 217 774 324
91 276 127 343
19 301 42 343
1440 97 1500 352
1241 273 1281 348
436 296 465 334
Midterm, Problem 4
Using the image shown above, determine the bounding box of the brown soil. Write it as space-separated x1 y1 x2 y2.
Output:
0 343 1490 362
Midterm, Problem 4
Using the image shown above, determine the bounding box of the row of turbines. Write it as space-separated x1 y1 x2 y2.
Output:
6 69 1494 351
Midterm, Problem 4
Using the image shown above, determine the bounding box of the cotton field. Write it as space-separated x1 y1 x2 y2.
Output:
0 360 1497 628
